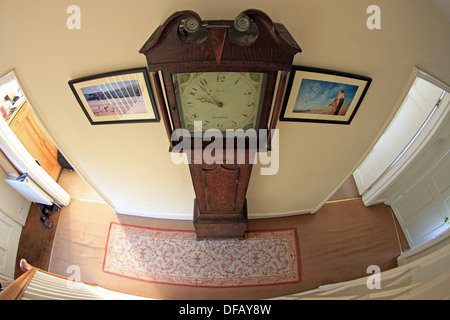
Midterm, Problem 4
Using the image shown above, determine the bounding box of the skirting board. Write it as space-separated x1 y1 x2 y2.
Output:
116 208 193 221
115 207 313 221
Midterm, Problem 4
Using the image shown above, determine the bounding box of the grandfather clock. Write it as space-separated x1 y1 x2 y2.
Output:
140 9 300 239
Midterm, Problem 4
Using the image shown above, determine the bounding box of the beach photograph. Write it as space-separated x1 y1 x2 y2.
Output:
69 68 159 125
293 78 358 116
80 79 146 117
280 66 371 124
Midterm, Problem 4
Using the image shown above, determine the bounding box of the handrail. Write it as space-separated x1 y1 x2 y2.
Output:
0 259 36 300
1 259 151 300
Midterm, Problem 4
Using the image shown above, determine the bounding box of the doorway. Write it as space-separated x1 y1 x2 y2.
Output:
353 68 449 247
0 71 71 279
0 71 70 207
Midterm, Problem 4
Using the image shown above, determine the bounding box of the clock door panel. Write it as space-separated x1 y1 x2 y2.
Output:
202 165 239 212
188 149 254 215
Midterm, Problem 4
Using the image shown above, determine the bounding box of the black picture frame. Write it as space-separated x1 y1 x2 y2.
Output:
68 68 159 125
280 66 371 125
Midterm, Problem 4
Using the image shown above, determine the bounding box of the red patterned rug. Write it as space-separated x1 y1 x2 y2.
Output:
103 223 301 287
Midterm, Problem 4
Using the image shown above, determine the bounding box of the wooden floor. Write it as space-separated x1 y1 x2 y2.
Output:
15 170 409 299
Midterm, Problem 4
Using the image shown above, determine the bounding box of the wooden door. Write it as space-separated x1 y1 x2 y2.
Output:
9 101 62 181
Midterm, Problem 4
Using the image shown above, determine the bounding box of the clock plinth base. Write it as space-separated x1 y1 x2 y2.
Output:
193 199 248 240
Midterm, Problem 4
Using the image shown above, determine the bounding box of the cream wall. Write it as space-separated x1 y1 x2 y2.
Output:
0 150 29 225
0 171 29 226
0 0 449 219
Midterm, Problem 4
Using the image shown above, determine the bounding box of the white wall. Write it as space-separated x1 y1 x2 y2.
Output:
0 150 29 226
0 171 29 226
0 0 449 219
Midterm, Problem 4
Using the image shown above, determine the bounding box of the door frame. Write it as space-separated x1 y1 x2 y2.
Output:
354 68 450 206
0 70 70 206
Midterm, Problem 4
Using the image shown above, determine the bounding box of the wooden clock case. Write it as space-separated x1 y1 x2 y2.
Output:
140 9 300 239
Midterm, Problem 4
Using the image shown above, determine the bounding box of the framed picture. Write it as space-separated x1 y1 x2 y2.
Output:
68 68 159 125
280 66 371 125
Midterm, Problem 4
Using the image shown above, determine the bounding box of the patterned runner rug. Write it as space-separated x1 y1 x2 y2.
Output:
103 223 301 287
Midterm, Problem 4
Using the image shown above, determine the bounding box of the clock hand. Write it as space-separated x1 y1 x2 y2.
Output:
196 97 216 105
199 85 223 108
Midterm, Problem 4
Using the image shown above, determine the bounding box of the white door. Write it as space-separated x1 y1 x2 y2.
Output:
387 112 450 247
391 152 449 247
354 75 444 194
0 210 21 279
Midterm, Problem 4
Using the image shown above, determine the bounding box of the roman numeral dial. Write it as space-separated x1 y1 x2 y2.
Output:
173 72 265 132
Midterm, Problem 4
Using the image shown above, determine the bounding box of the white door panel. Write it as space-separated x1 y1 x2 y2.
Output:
391 150 450 247
354 76 444 194
353 70 450 248
0 210 22 279
394 183 434 220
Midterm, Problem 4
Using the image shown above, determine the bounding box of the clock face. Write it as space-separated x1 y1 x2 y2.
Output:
172 72 266 133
